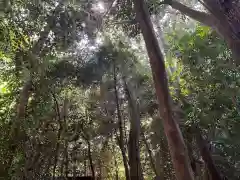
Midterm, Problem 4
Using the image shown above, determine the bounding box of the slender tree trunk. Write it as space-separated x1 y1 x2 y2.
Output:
72 141 77 179
87 140 95 180
60 152 64 177
124 81 144 180
63 99 69 178
180 96 223 180
117 138 130 180
52 93 62 180
132 1 194 180
98 159 102 180
7 3 64 177
113 147 119 180
111 133 119 180
194 127 223 180
52 126 61 180
64 141 69 178
141 132 159 178
114 158 119 180
84 156 87 176
10 1 62 144
113 63 130 180
44 152 53 177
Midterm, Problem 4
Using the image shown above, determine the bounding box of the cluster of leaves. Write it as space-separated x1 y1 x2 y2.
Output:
168 25 240 179
1 0 240 179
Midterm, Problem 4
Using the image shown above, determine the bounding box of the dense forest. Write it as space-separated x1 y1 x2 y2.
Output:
1 0 240 179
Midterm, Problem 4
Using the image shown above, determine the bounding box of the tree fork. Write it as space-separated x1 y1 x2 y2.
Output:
132 0 194 180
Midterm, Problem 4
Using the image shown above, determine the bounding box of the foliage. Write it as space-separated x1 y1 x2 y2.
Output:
168 25 240 179
0 0 240 180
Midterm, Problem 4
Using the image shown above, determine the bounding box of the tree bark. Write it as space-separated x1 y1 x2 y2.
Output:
113 63 130 180
170 0 215 27
141 132 159 178
112 142 119 180
132 1 194 180
87 140 95 180
180 96 223 180
84 156 87 176
98 159 102 180
72 141 77 179
194 127 223 180
64 141 69 178
124 81 144 180
52 93 62 180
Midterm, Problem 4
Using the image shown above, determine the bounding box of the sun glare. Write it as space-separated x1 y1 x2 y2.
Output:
97 2 105 13
92 1 105 13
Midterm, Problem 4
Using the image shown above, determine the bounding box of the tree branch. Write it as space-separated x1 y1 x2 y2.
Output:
169 0 215 27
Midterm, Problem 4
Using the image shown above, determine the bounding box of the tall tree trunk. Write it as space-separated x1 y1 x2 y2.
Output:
64 141 69 178
72 141 77 179
84 156 87 176
113 63 130 180
10 1 63 144
60 154 64 177
63 98 69 178
7 3 64 177
52 92 65 180
157 137 167 179
112 145 119 180
124 81 144 180
141 132 159 179
180 96 223 180
132 1 194 180
111 133 119 180
98 159 102 180
194 127 223 180
114 158 119 180
87 140 95 180
166 0 240 63
44 151 54 177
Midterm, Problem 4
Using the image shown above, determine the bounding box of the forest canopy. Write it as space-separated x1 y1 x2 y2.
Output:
0 0 240 180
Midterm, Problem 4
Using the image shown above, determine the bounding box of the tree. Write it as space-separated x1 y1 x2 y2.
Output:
162 0 240 63
132 0 194 180
1 0 240 179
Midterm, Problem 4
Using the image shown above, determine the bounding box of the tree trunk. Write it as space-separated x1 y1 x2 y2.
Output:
84 156 87 176
180 96 223 180
64 141 69 178
113 146 119 180
87 140 95 180
194 127 223 180
44 151 54 177
10 1 62 143
63 99 69 178
132 1 194 180
168 0 240 64
141 132 159 179
7 3 64 177
124 81 144 180
60 152 64 177
98 159 102 180
72 141 77 179
52 92 63 180
113 63 130 180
